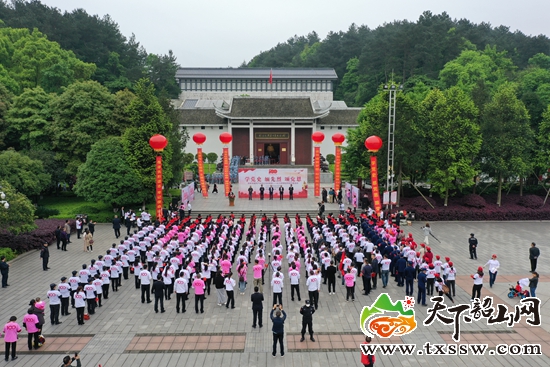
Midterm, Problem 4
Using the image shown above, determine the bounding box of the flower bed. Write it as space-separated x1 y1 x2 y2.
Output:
0 219 76 253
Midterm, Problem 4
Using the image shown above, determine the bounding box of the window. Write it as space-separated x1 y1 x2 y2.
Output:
222 81 226 91
201 126 206 130
191 81 196 90
307 81 311 91
320 126 325 130
207 81 211 90
338 126 342 130
247 81 251 90
219 126 223 130
232 80 236 90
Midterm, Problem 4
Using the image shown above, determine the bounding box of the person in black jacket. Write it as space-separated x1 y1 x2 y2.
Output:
529 242 540 273
55 226 62 249
0 256 9 288
279 186 284 200
250 286 264 328
288 185 294 200
270 304 287 357
259 185 265 200
269 185 274 200
360 259 372 296
40 243 50 271
214 269 226 306
151 275 166 313
326 260 336 294
299 300 315 342
112 216 121 239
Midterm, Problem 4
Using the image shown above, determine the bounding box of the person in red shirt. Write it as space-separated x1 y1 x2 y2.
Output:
361 336 375 367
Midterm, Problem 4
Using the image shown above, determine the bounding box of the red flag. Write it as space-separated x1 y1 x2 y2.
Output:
269 69 273 84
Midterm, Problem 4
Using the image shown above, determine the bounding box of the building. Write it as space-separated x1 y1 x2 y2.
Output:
174 68 361 164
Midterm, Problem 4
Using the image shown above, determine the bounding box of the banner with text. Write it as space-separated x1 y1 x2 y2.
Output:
181 182 195 205
238 168 308 199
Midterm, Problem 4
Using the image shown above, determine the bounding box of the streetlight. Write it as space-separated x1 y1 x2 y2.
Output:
0 187 9 209
382 83 403 209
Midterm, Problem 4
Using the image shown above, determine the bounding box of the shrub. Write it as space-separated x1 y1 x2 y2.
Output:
407 196 437 209
326 154 335 164
74 205 101 215
0 247 17 261
0 219 75 253
517 195 544 209
34 206 60 219
461 194 486 208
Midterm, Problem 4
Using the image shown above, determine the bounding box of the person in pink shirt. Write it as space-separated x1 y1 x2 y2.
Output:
253 259 263 293
192 273 206 314
23 309 40 350
344 268 356 301
220 255 231 275
2 316 21 361
237 260 248 294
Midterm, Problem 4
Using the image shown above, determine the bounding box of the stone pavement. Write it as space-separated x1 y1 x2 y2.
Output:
1 203 549 366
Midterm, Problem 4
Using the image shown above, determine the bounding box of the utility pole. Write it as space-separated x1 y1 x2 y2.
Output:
383 83 403 210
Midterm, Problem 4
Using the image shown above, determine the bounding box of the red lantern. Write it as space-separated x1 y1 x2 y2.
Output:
219 132 233 144
149 134 168 152
365 135 383 152
312 131 325 143
332 133 345 145
193 133 206 145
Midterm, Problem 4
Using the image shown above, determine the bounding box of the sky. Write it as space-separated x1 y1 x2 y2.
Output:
40 0 550 68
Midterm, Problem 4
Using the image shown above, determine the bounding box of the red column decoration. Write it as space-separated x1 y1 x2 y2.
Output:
149 134 168 222
192 133 208 198
332 133 345 194
312 131 325 197
219 132 233 196
365 135 383 214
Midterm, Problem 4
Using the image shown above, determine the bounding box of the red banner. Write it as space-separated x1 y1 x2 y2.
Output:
334 145 341 193
197 148 208 197
223 147 230 196
155 155 163 222
314 146 320 197
370 156 382 214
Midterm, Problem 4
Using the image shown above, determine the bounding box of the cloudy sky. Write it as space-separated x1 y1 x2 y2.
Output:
41 0 549 67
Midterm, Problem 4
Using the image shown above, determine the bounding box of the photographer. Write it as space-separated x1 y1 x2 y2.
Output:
61 353 81 367
270 304 287 357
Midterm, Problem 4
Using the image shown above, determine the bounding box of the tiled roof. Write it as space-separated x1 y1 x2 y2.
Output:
176 68 338 80
225 98 318 118
318 108 362 125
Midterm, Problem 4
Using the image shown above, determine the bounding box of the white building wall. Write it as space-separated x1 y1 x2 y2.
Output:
186 126 229 161
179 91 333 102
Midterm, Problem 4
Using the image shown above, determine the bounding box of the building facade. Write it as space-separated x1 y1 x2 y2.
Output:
174 68 361 164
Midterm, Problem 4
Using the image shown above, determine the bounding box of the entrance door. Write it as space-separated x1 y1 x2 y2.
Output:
279 142 288 164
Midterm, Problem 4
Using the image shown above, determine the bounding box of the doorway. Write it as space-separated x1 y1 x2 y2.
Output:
264 143 280 164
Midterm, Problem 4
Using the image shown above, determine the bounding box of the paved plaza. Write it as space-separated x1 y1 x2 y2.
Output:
1 187 549 366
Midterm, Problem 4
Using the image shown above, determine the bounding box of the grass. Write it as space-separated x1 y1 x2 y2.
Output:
38 189 183 223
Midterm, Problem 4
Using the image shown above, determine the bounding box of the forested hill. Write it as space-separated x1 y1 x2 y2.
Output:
245 11 550 106
0 0 180 97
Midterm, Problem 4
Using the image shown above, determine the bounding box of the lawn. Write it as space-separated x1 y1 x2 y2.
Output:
38 189 182 223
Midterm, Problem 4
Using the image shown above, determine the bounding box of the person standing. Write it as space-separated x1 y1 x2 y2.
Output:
417 268 427 306
47 283 62 325
152 274 166 313
299 300 315 342
404 261 416 297
270 304 287 357
360 260 372 296
484 254 500 288
259 185 265 200
421 223 432 245
68 271 79 308
445 262 457 297
112 215 121 239
214 270 226 306
271 272 283 306
306 270 320 309
192 273 205 314
237 260 247 294
92 275 103 308
88 220 96 237
288 184 294 200
139 265 152 304
174 271 188 313
224 272 236 309
58 277 71 316
75 217 82 239
469 233 478 260
529 272 539 297
529 242 540 273
73 287 86 325
251 286 264 328
253 260 263 294
344 267 356 301
83 279 97 315
40 243 50 271
187 202 192 217
2 316 21 361
248 186 253 200
361 336 375 367
60 230 68 251
0 256 9 288
326 260 336 295
289 263 301 301
83 229 93 253
64 220 72 244
279 185 284 200
23 309 39 350
322 188 328 203
269 185 274 200
470 266 484 301
55 226 62 249
380 254 391 288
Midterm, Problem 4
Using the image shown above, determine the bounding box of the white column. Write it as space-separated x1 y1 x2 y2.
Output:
291 120 296 165
249 122 254 165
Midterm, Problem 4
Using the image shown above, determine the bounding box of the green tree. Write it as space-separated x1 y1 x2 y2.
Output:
336 57 360 106
110 88 136 136
48 80 115 175
144 51 180 98
0 149 50 197
480 84 534 205
537 106 550 173
74 137 148 206
0 179 36 234
206 152 218 164
5 86 52 151
418 87 481 205
122 79 173 196
0 82 12 148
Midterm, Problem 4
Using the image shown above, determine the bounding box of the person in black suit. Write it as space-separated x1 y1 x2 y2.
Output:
289 185 294 200
54 226 62 249
251 286 264 328
40 243 50 271
151 274 166 313
279 186 284 200
259 185 265 200
125 216 132 236
112 215 121 238
269 185 274 200
248 186 253 200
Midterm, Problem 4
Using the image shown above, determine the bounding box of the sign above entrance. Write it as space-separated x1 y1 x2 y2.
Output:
255 132 289 140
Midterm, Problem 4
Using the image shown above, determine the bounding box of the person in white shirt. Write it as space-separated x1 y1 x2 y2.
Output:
470 266 484 301
57 277 71 317
92 274 103 307
288 264 301 301
83 279 97 315
272 272 284 306
174 272 188 313
74 287 87 325
380 255 391 288
224 273 236 309
306 270 321 309
484 254 500 288
445 262 456 297
47 283 62 325
139 265 152 303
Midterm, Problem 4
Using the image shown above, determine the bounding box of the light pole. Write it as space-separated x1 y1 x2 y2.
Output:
383 83 403 209
0 187 9 209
